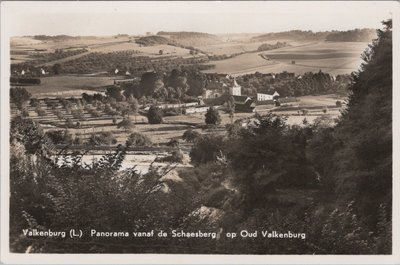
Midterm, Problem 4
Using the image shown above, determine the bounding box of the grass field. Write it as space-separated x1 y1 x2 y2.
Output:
22 75 124 97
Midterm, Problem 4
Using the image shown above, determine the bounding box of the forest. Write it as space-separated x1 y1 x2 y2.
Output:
9 21 392 254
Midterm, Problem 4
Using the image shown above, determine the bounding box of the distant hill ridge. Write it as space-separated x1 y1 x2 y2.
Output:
32 35 82 41
253 28 377 42
157 31 218 39
325 28 376 42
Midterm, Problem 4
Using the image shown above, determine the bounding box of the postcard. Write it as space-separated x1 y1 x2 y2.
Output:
1 1 399 264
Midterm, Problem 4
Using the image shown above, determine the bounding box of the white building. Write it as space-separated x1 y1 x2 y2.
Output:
229 77 241 96
257 91 280 101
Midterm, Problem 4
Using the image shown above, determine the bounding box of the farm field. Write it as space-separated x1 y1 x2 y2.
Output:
11 35 197 65
21 75 125 97
202 41 369 75
197 39 304 56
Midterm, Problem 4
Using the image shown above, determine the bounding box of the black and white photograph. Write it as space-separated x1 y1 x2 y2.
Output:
0 1 399 263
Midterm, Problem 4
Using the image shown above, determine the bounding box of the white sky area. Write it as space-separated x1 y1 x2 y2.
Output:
1 1 397 36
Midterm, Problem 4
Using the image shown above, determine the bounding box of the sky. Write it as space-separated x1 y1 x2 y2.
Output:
1 1 397 36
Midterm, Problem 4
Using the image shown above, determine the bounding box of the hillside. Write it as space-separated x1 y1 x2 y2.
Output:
252 30 330 42
253 29 377 43
135 35 171 46
325 28 377 42
157 31 217 39
158 31 221 46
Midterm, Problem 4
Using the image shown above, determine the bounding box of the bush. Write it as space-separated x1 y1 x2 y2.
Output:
35 107 46 116
54 110 65 120
65 118 74 128
71 108 85 120
167 139 179 147
125 132 152 147
88 108 101 118
147 105 163 124
117 118 135 131
45 130 73 145
87 132 117 146
156 149 184 163
182 129 200 142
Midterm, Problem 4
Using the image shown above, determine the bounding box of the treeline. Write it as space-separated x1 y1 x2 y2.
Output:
120 68 206 101
326 28 376 42
135 36 170 46
257 41 290 51
10 77 41 86
236 71 351 97
252 30 330 42
253 28 377 42
46 50 210 75
32 35 81 41
157 31 217 39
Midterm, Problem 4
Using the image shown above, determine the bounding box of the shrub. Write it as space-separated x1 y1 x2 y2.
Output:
156 149 184 163
167 139 179 147
71 109 85 120
87 132 117 146
45 130 73 145
117 118 135 131
35 107 46 116
125 132 152 147
30 98 40 108
88 108 101 118
183 129 201 143
54 110 65 120
65 118 74 128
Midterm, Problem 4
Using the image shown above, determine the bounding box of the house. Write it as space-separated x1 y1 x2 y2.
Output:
232 95 256 112
204 89 224 99
257 91 280 101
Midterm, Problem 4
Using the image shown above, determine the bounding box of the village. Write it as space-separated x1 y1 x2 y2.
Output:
10 65 345 172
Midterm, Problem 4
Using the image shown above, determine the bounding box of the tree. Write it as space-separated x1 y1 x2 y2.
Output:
117 118 135 132
140 72 163 96
226 95 235 124
52 63 62 75
330 20 392 220
183 129 200 143
186 70 206 97
147 105 163 124
106 86 124 101
190 135 225 165
205 106 221 125
10 87 31 110
127 96 140 122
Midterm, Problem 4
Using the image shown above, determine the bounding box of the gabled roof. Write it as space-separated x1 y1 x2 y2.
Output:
232 95 251 104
